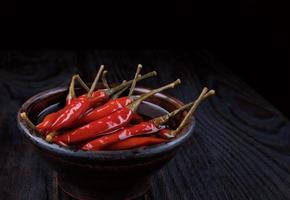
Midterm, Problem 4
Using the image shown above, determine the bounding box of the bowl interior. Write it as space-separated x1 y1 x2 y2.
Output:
17 85 195 161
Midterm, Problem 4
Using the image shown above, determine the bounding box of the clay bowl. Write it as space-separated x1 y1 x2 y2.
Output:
17 85 195 200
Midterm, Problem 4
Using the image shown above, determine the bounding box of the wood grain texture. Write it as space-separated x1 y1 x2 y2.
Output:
1 50 290 200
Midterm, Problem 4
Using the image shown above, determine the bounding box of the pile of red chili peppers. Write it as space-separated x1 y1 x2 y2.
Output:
20 65 215 151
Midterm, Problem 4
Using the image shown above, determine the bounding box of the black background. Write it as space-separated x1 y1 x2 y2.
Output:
0 0 289 116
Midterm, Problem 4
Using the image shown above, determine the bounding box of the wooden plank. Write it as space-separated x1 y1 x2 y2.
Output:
0 52 76 200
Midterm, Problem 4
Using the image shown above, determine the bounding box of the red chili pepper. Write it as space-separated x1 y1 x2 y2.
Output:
40 66 138 133
82 121 161 150
37 70 156 133
79 90 108 108
53 79 181 144
80 98 189 151
36 112 60 134
53 108 133 144
38 67 100 135
81 87 215 151
49 96 91 131
74 65 143 127
36 74 89 134
43 65 105 133
107 137 167 150
75 97 133 126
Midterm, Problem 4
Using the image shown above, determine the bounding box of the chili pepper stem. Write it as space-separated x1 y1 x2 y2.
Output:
102 70 110 89
66 75 77 102
128 64 142 97
67 74 91 101
106 71 157 96
46 132 58 142
75 75 89 92
127 79 181 112
112 80 129 99
152 88 216 129
88 65 105 97
152 102 195 127
20 112 36 130
168 89 215 137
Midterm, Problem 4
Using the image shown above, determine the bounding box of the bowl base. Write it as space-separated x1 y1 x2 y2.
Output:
58 174 151 200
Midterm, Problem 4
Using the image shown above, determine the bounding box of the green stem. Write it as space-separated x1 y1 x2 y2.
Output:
152 102 194 127
127 79 181 112
112 81 129 99
46 131 59 142
171 89 215 137
88 65 105 97
152 88 215 127
20 112 36 130
66 75 77 101
75 75 89 92
102 70 110 89
106 71 157 96
128 64 142 96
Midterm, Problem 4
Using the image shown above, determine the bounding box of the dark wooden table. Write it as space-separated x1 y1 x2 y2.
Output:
1 50 290 200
